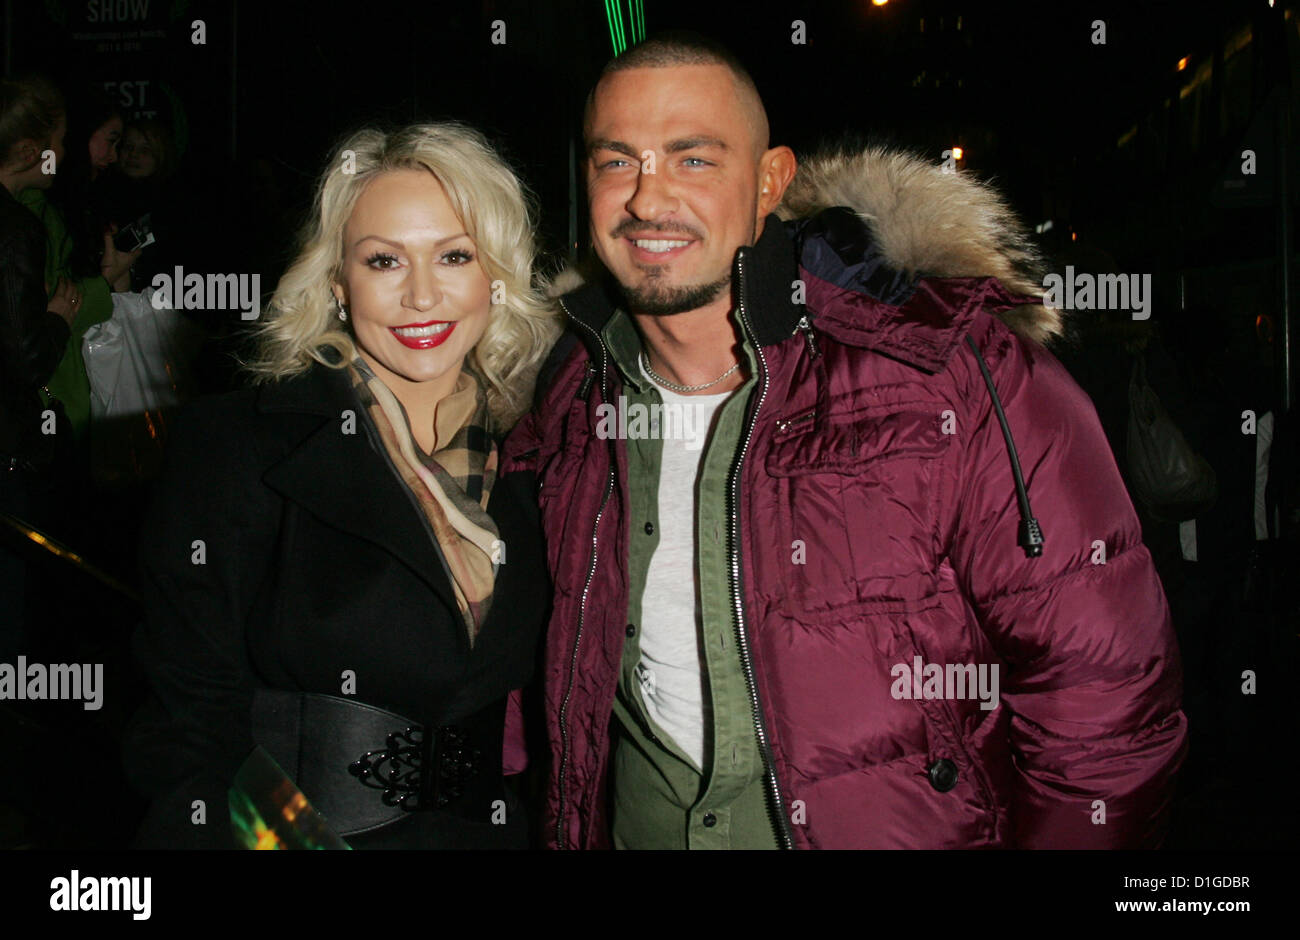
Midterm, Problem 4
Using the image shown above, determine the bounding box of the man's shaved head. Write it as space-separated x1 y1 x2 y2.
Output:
583 31 770 160
581 30 797 322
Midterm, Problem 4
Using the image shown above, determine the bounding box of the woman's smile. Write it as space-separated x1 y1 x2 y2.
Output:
389 320 457 348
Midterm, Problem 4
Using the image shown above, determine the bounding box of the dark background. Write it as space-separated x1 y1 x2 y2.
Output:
6 1 1290 291
1 0 1297 852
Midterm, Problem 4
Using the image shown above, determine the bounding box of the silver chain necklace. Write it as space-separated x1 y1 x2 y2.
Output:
640 349 741 393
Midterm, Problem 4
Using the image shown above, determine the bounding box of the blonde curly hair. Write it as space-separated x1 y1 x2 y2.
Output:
245 122 561 430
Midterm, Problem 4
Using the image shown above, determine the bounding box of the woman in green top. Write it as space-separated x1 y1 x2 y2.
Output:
20 83 140 443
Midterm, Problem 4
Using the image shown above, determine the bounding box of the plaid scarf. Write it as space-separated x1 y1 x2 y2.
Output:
346 356 500 645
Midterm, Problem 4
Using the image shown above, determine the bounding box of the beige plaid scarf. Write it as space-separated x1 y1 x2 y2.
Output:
346 356 500 645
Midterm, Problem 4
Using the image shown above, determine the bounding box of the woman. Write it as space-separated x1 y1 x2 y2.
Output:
117 120 173 182
100 119 180 293
124 122 560 849
0 75 79 657
19 83 138 446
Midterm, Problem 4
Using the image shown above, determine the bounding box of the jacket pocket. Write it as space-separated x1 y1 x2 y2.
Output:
889 617 1002 832
766 404 950 473
761 404 951 619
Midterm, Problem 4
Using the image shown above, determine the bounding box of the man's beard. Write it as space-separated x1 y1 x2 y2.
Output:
618 270 732 316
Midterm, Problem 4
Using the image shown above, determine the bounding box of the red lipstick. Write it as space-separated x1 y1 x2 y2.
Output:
389 320 456 350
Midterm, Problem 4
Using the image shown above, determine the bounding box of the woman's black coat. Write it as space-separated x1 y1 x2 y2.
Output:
124 361 549 849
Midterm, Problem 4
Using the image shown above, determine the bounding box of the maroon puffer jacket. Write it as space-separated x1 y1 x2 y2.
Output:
504 151 1187 849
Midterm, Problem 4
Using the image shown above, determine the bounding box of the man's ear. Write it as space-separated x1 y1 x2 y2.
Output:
756 146 798 219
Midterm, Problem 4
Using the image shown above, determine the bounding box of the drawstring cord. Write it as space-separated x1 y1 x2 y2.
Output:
965 334 1044 558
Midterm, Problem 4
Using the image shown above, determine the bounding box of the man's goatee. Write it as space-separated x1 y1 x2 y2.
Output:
620 274 730 316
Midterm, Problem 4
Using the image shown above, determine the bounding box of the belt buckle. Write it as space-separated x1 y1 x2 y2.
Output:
348 724 481 811
348 726 428 811
429 725 481 808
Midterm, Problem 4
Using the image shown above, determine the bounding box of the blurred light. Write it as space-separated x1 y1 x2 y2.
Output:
952 146 964 160
1177 56 1189 71
1256 314 1274 342
1035 220 1055 234
1071 231 1077 242
872 0 889 6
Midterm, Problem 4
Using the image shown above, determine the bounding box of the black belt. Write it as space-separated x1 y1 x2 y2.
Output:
250 690 507 838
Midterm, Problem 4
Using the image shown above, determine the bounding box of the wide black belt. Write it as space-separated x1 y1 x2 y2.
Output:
250 690 507 838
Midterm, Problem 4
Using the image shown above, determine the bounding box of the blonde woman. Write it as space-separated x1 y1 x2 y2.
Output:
125 123 560 849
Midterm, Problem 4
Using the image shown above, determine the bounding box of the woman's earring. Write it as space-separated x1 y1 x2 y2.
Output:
335 295 349 322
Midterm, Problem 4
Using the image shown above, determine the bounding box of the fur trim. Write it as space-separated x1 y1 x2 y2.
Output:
544 264 590 300
777 146 1059 344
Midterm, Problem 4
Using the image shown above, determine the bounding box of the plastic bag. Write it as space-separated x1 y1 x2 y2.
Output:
1126 352 1217 522
83 288 203 486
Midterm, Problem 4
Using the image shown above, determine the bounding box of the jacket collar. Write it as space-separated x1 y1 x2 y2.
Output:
252 362 463 621
558 212 807 360
556 205 1038 377
791 206 1046 373
733 212 808 346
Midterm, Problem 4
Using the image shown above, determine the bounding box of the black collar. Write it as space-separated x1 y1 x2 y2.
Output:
559 212 806 353
250 360 466 616
734 212 808 346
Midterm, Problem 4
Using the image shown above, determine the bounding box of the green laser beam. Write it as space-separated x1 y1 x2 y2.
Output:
613 0 627 52
603 0 619 54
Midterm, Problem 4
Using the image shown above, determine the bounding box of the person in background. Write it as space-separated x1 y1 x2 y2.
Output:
118 121 173 183
100 119 180 292
0 75 79 658
17 83 139 451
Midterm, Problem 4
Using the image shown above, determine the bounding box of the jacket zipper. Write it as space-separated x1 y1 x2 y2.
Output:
774 412 814 435
553 296 616 850
796 315 820 359
577 364 595 401
772 319 819 436
731 249 796 850
555 275 800 849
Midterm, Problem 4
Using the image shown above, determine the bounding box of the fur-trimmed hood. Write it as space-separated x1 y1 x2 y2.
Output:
776 146 1057 344
550 145 1058 345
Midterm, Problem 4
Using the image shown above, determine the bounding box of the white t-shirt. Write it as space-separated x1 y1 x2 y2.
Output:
634 355 731 771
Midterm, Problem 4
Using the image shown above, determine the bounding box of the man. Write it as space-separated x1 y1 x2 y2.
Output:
504 32 1187 849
